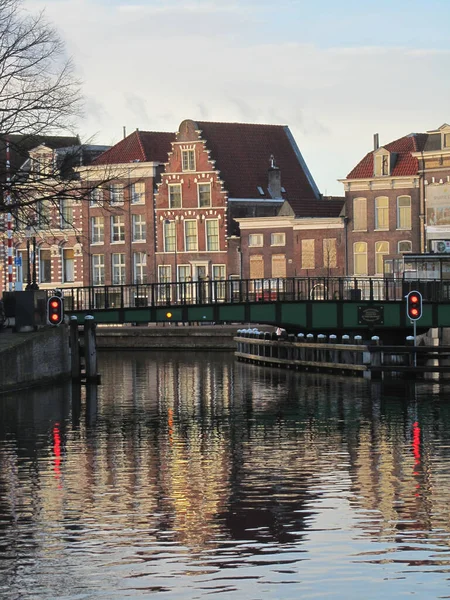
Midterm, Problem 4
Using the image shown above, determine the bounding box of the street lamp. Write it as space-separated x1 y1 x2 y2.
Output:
25 225 39 290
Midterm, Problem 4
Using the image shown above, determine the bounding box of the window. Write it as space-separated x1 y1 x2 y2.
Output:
353 242 368 275
213 265 226 300
249 234 263 247
91 216 104 244
323 238 337 269
169 184 182 208
206 219 219 251
37 200 51 229
272 254 286 278
132 214 146 242
133 251 147 284
375 241 389 275
398 240 412 253
164 220 176 252
444 133 450 148
90 187 103 206
16 250 28 285
375 196 389 230
92 254 105 285
60 199 73 230
131 182 145 204
62 249 74 283
178 265 191 283
271 232 286 246
158 265 171 283
250 255 264 279
198 183 211 207
110 184 123 205
111 215 125 242
39 249 51 283
181 149 195 171
375 153 389 176
301 239 315 269
353 198 367 231
184 220 198 251
397 195 411 229
112 253 126 285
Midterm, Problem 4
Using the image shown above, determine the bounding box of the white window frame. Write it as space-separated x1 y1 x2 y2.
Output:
271 232 286 246
132 213 146 242
353 242 368 275
169 183 182 208
353 197 367 231
90 187 103 206
92 254 105 286
184 219 198 251
130 182 145 204
164 220 176 252
110 183 124 205
249 233 263 247
397 195 411 230
375 196 389 230
112 253 126 285
60 198 73 230
62 248 74 283
91 216 104 244
111 215 125 243
133 251 147 284
375 241 389 275
206 219 219 251
398 240 412 253
181 149 195 172
198 183 211 208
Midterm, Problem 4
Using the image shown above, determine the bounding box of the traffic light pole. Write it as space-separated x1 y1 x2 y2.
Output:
413 319 417 367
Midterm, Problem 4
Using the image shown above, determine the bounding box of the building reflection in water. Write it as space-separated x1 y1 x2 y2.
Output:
1 352 450 586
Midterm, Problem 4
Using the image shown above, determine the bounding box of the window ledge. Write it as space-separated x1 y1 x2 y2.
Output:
352 229 368 233
111 241 125 244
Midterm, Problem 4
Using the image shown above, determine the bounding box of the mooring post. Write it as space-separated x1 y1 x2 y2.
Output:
367 336 381 380
84 315 98 382
69 316 80 380
341 334 350 365
329 334 337 364
354 335 363 365
406 335 415 368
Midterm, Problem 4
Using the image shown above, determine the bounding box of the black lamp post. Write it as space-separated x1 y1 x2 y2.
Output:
25 226 39 290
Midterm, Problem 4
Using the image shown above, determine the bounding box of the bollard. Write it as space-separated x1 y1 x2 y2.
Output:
306 333 314 363
367 335 382 379
341 334 350 365
406 335 415 368
69 316 80 380
297 333 305 362
328 334 338 364
354 335 363 365
84 315 98 382
317 334 326 364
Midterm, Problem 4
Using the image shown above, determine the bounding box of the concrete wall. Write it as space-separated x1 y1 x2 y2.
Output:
0 326 71 392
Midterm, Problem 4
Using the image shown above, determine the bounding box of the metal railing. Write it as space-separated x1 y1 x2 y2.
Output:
57 277 450 312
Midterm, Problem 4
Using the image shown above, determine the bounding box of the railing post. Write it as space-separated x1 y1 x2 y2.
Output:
84 315 98 382
69 316 80 380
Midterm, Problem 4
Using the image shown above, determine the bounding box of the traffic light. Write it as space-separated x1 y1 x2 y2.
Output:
47 295 64 325
406 291 422 321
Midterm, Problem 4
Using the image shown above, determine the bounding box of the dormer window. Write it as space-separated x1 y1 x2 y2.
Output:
444 133 450 149
374 152 389 176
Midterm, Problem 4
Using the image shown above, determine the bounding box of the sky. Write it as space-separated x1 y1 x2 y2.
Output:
27 0 450 196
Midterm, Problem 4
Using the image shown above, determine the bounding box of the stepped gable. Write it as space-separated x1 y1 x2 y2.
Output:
347 133 429 179
93 130 175 165
195 121 320 215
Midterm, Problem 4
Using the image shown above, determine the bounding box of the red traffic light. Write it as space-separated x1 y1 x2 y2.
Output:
406 290 422 321
47 295 64 326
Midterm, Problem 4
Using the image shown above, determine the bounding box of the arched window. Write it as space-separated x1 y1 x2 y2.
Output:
375 241 389 275
397 196 411 229
353 197 367 231
398 240 412 253
353 242 367 275
375 196 389 230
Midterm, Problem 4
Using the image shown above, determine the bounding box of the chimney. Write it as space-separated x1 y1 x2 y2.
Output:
123 126 126 139
268 155 282 199
374 133 379 151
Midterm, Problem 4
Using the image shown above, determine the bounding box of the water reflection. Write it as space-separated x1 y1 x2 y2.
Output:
1 352 450 597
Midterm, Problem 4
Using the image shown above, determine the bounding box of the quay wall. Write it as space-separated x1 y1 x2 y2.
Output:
0 326 71 393
95 324 247 350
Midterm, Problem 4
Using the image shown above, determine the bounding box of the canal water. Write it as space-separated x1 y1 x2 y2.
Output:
1 351 450 599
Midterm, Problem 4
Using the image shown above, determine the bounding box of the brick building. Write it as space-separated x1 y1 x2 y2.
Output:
3 138 108 291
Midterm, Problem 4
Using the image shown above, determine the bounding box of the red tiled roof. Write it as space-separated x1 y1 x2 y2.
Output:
195 121 321 215
347 133 428 179
93 130 174 165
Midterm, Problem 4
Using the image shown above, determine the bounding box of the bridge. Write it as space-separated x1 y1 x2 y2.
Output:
61 277 450 334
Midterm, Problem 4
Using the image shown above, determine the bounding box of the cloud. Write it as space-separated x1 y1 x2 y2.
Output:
25 0 450 194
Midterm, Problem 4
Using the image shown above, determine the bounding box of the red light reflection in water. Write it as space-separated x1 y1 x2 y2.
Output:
412 421 421 496
53 423 62 487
